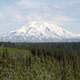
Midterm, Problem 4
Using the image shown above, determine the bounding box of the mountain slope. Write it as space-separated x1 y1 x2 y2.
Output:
0 21 80 42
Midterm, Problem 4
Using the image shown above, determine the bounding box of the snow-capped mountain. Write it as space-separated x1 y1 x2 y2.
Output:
0 21 80 42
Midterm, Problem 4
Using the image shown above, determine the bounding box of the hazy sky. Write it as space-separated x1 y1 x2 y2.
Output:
0 0 80 34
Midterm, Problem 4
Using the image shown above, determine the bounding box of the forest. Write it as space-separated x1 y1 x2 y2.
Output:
0 42 80 80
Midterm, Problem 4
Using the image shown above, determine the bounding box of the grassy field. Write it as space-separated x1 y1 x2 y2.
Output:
0 42 80 80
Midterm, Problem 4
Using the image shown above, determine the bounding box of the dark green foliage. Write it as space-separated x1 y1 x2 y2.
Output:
0 42 80 80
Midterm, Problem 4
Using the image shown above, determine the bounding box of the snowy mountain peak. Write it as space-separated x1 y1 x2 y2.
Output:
16 21 65 36
0 21 80 42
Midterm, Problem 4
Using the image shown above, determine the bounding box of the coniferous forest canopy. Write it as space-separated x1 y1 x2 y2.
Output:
0 42 80 80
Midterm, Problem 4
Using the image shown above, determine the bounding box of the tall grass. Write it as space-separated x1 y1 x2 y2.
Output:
0 46 80 80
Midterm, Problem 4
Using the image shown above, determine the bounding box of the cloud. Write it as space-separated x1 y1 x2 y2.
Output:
50 15 73 26
16 0 40 9
15 14 24 20
53 16 72 22
14 0 64 21
15 14 30 22
0 0 72 25
0 12 4 19
16 0 62 11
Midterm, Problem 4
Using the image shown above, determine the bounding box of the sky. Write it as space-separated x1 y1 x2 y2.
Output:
0 0 80 34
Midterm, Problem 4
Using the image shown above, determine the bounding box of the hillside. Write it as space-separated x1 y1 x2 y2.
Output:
0 42 80 80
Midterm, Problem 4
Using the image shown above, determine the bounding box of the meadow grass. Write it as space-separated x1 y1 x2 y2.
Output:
0 46 80 80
